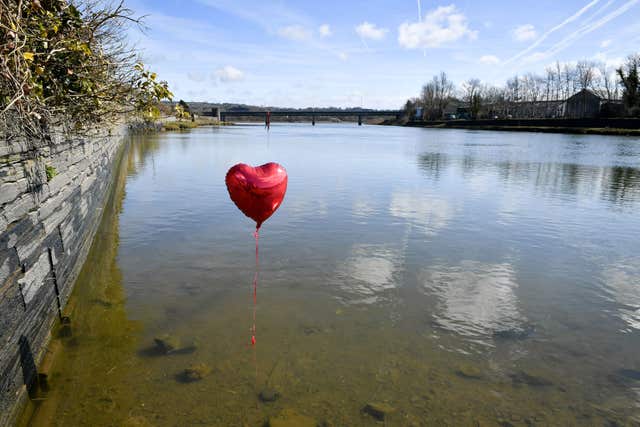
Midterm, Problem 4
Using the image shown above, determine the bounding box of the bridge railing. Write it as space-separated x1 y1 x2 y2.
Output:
214 110 401 125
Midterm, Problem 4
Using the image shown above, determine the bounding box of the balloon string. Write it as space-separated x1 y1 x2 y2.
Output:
252 228 259 345
252 228 259 386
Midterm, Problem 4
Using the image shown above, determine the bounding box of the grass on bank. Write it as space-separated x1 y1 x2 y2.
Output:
161 118 233 131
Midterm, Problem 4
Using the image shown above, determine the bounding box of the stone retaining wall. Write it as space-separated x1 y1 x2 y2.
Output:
0 125 127 425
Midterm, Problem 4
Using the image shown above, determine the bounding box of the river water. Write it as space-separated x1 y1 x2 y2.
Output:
21 124 640 426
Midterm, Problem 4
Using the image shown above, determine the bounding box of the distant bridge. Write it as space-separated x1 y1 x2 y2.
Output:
203 109 402 125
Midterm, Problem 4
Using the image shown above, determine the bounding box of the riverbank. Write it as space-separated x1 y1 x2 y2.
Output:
409 124 640 136
403 117 640 136
160 117 233 131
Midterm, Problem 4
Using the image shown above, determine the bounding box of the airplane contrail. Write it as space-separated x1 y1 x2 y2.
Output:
531 0 640 61
503 0 601 65
417 0 426 56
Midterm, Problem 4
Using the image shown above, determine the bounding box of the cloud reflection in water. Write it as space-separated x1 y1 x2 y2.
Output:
420 261 526 344
338 244 402 304
602 259 640 332
389 191 453 236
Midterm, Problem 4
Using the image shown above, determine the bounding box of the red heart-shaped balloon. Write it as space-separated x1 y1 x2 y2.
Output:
225 162 288 229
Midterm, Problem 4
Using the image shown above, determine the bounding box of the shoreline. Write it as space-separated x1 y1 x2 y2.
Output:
154 117 640 136
160 117 233 131
404 123 640 136
400 117 640 137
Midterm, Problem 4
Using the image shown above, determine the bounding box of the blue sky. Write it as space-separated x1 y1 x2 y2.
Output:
127 0 640 108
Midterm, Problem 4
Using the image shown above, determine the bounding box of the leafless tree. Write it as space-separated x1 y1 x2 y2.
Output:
562 63 576 99
420 72 454 120
575 60 599 91
462 78 484 119
483 85 506 118
434 72 454 118
595 63 619 102
420 82 436 120
544 67 555 102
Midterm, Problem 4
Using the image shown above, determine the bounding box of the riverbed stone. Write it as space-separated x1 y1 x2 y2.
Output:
302 324 322 335
614 368 640 380
509 370 553 387
259 387 280 403
122 415 154 427
267 409 316 427
182 363 212 382
362 402 395 421
455 364 483 380
153 334 181 354
493 323 536 341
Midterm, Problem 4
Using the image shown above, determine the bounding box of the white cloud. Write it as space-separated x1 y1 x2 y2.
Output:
522 52 547 63
319 24 332 37
338 52 349 61
186 71 207 82
398 4 477 49
215 65 245 82
593 52 624 69
479 55 500 65
355 21 388 40
600 38 612 48
512 24 537 42
277 24 312 41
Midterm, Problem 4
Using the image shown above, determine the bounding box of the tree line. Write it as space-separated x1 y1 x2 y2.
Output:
404 53 640 120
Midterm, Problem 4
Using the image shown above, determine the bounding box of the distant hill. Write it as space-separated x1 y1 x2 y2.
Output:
162 101 382 114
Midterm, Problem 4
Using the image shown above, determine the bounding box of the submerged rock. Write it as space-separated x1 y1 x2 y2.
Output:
362 402 395 421
267 409 316 427
615 368 640 380
609 368 640 385
58 316 72 338
154 334 181 354
302 325 322 335
147 334 197 356
181 363 212 382
455 364 483 380
91 298 114 308
509 370 553 387
493 324 535 341
259 387 280 403
122 415 153 427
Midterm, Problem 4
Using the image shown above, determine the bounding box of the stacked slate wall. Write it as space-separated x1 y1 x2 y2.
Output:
0 125 127 425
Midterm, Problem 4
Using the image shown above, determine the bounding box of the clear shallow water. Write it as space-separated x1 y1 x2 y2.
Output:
22 124 640 426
